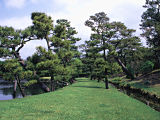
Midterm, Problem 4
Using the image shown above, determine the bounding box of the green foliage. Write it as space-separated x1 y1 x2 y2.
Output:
85 12 141 80
3 59 23 81
31 12 54 39
126 64 135 79
109 62 122 75
140 61 154 74
141 0 160 48
111 77 122 83
91 58 109 81
141 0 160 68
26 61 35 71
0 61 4 76
1 59 33 81
70 58 83 77
1 12 81 89
0 25 37 60
24 80 38 87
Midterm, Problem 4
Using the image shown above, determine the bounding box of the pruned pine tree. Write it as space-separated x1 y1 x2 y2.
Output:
1 59 33 98
85 12 142 81
35 47 60 91
0 26 36 66
50 19 81 82
80 39 102 80
31 12 54 50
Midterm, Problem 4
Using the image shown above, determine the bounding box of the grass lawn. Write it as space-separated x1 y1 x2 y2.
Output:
0 78 160 120
109 76 160 97
129 81 160 96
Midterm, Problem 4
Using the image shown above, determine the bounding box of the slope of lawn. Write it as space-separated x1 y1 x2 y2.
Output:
109 69 160 97
0 78 160 120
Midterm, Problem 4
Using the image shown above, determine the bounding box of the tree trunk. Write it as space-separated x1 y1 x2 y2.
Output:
155 52 160 69
38 82 50 92
46 36 51 51
17 78 25 97
104 68 109 89
97 77 100 82
13 79 17 99
114 56 134 80
105 78 109 89
69 77 76 84
14 52 26 68
50 76 55 91
14 52 50 92
46 39 51 50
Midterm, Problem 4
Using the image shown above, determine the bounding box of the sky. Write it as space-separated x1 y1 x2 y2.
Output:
0 0 146 59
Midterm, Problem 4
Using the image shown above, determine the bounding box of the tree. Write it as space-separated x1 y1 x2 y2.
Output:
110 26 142 78
0 13 54 92
35 47 61 91
85 12 112 88
31 12 54 50
50 19 81 82
1 59 33 98
0 26 36 66
0 12 81 95
85 12 141 80
80 39 102 80
140 0 160 67
27 18 81 90
93 58 107 82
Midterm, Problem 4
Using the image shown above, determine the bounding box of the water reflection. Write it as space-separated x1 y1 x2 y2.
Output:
0 78 46 100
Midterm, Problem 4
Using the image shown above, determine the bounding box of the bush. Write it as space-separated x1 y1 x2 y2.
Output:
140 61 154 74
126 64 135 79
24 80 38 87
111 77 122 82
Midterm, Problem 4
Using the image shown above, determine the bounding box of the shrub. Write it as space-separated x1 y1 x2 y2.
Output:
140 61 154 74
126 64 135 79
24 80 38 87
111 77 122 82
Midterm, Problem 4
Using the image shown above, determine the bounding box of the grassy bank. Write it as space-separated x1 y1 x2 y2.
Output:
109 72 160 97
0 78 160 120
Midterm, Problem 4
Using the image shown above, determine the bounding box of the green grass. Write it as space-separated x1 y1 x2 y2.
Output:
109 77 160 97
129 82 160 96
0 78 160 120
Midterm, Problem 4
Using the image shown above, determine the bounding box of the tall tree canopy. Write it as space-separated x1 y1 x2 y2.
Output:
31 12 54 50
85 12 141 81
140 0 160 67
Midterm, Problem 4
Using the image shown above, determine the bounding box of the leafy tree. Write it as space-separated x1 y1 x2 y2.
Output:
93 58 107 82
0 13 54 92
85 12 141 80
0 26 36 66
28 18 81 89
140 0 160 67
1 59 33 97
50 19 81 82
140 60 154 74
0 12 81 95
80 39 103 80
69 58 83 82
31 12 54 50
85 12 112 88
36 58 60 91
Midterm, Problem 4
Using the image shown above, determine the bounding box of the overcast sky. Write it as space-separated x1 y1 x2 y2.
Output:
0 0 146 59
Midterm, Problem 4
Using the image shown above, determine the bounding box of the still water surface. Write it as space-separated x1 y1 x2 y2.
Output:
0 78 45 100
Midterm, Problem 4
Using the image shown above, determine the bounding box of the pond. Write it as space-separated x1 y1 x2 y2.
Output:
0 78 45 100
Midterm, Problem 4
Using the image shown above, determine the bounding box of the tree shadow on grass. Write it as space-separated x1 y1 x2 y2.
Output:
72 86 103 89
77 81 90 82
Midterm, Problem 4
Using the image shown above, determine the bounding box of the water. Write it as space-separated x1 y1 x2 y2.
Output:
0 78 45 100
